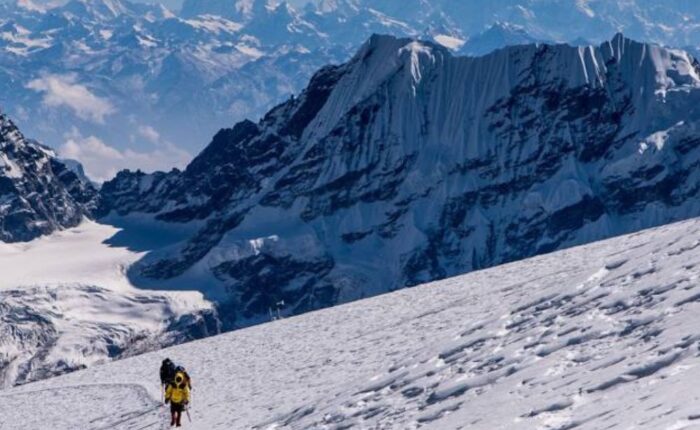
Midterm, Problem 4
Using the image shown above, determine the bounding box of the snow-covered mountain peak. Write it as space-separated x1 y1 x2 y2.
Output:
351 34 441 86
2 113 21 139
460 21 539 56
0 112 47 177
297 34 445 140
314 0 361 16
301 33 699 149
61 0 133 21
180 0 277 21
491 20 522 31
14 0 58 13
93 32 700 334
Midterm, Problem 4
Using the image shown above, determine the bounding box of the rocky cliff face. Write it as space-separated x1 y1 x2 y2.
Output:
0 113 96 242
99 34 700 327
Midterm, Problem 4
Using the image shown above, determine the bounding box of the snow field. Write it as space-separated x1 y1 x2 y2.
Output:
4 217 700 428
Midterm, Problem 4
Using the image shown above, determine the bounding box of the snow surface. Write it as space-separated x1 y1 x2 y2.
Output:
0 218 210 303
0 219 142 291
4 217 700 429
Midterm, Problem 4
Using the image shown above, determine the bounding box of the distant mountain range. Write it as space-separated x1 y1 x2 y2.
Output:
4 0 700 180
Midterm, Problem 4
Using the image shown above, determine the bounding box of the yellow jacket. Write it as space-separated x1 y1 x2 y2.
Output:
165 379 190 405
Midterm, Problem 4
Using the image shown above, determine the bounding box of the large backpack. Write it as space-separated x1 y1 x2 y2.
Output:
175 366 192 389
160 359 176 385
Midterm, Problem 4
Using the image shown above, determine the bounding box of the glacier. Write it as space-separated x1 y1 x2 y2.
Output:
0 220 218 388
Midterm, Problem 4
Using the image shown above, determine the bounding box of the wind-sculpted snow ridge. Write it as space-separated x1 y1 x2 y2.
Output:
0 112 96 242
3 218 700 429
100 33 700 329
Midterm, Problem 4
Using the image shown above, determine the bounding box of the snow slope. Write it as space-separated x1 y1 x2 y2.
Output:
0 219 141 290
4 216 700 429
0 220 217 388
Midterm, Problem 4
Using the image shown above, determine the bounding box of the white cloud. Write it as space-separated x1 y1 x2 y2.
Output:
26 74 115 123
59 128 191 183
137 125 161 144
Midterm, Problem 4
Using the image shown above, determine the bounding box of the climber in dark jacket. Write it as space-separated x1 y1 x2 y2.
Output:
160 358 176 387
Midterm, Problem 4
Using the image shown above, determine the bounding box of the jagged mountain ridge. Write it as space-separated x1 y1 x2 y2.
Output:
99 34 700 327
0 113 95 242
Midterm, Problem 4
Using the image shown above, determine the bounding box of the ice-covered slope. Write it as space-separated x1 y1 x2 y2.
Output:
3 217 700 429
98 34 700 330
0 220 218 388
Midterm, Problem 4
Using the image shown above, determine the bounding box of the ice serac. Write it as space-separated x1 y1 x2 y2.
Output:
99 34 700 327
0 113 96 242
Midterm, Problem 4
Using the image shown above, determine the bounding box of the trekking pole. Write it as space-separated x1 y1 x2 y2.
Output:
187 389 193 423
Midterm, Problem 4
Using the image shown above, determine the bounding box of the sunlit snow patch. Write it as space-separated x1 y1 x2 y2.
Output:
433 34 466 51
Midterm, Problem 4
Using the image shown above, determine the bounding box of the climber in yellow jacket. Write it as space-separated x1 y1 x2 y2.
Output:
165 371 190 427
